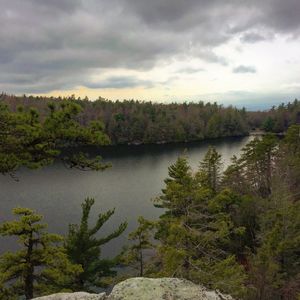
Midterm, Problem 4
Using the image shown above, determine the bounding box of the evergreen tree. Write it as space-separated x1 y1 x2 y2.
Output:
0 208 81 299
121 216 155 276
247 127 300 299
154 155 194 217
281 125 300 195
239 135 278 197
0 102 110 177
262 117 275 132
65 198 127 291
222 155 250 195
208 189 259 259
197 146 222 193
250 195 300 299
153 154 248 298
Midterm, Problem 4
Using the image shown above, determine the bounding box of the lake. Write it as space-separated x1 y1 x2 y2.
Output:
0 136 253 257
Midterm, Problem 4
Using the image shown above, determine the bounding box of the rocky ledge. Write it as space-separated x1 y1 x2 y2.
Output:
34 277 234 300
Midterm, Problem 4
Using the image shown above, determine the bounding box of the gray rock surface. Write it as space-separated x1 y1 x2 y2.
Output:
107 277 233 300
34 277 234 300
34 292 106 300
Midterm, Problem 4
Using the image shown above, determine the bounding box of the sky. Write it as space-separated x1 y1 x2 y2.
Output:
0 0 300 109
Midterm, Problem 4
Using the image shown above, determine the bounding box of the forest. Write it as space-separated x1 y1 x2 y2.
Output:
0 98 299 299
1 93 299 145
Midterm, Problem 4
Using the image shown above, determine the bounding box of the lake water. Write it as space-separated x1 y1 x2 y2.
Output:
0 136 253 257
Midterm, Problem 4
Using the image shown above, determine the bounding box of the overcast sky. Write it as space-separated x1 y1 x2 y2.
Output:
1 0 300 109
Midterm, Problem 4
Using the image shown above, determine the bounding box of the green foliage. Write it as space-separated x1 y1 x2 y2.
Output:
248 99 300 132
197 146 222 193
0 101 110 177
137 133 300 298
121 216 155 276
284 124 300 154
0 94 250 145
225 134 278 197
151 152 249 298
0 208 82 300
250 198 300 299
221 126 300 299
262 116 275 132
245 127 300 299
65 198 127 291
154 155 195 217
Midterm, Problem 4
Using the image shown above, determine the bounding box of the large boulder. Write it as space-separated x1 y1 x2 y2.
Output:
34 292 106 300
34 277 234 300
107 277 233 300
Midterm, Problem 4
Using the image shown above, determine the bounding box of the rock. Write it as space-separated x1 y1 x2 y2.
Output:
34 292 106 300
33 277 234 300
107 277 233 300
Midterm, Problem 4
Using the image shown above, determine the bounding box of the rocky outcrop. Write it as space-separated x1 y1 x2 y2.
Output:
34 292 106 300
34 277 234 300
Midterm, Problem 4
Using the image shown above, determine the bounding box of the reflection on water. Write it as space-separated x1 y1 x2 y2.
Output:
0 136 253 257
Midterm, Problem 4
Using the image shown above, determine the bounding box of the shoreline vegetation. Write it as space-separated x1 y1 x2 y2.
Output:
0 93 298 147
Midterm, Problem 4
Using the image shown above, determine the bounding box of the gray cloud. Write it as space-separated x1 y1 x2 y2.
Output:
240 32 268 43
84 76 154 89
233 65 257 74
0 0 299 93
176 67 205 74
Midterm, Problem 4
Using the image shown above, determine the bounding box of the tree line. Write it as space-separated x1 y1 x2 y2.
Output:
1 93 250 144
2 93 300 144
247 99 300 133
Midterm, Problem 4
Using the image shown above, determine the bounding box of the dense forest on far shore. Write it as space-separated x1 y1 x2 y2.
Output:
1 93 299 145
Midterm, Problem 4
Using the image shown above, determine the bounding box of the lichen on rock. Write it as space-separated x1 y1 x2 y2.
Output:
34 292 106 300
34 277 234 300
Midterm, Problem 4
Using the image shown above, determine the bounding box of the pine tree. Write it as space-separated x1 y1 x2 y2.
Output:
0 102 110 177
222 155 250 195
154 155 194 217
281 125 300 195
250 196 300 299
239 134 278 197
122 216 155 276
262 117 275 132
247 129 300 299
65 198 127 291
197 146 222 193
0 208 81 299
153 155 247 298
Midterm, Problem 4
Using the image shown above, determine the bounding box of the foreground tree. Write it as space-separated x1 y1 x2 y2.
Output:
0 208 81 299
239 134 278 197
249 195 300 299
246 127 300 299
0 102 110 177
280 125 300 195
153 154 248 298
65 198 127 291
154 155 195 218
121 216 155 277
197 146 222 193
